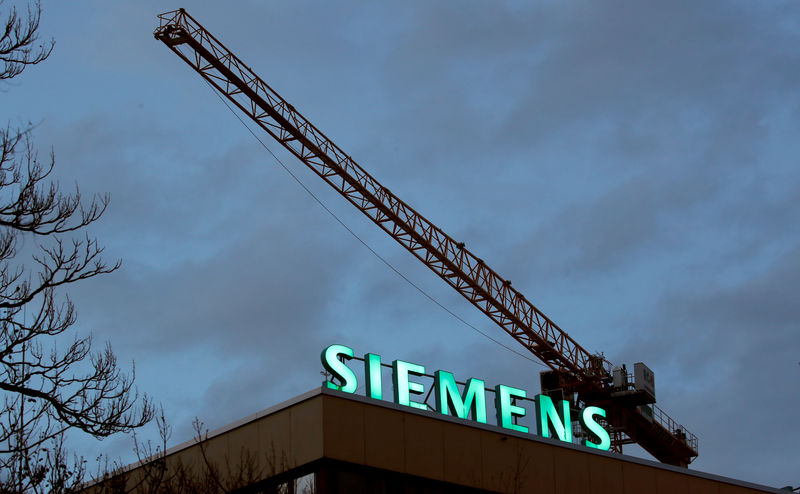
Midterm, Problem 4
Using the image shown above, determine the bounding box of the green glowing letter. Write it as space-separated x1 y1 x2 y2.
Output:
392 360 427 410
494 385 528 433
580 406 611 450
364 353 383 400
434 371 487 423
321 344 357 393
535 394 572 442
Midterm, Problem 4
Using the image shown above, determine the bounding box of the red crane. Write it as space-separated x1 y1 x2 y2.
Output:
154 9 698 466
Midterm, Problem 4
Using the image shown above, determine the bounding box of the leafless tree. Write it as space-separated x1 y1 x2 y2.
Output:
0 2 153 491
1 0 53 81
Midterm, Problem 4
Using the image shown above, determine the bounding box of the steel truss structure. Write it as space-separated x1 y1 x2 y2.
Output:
155 8 698 466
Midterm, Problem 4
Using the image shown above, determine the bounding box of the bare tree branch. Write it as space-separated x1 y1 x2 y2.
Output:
0 0 54 80
0 3 153 491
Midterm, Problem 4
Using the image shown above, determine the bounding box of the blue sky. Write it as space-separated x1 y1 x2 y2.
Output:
3 0 799 488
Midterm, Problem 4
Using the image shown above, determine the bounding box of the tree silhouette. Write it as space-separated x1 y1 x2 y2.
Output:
0 2 153 491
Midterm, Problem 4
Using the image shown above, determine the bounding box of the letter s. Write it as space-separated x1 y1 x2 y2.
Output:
580 406 611 451
321 344 357 393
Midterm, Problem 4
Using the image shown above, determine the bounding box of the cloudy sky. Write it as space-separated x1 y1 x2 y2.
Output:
3 0 799 488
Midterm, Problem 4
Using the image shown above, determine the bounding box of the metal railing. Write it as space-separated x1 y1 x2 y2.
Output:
652 403 698 452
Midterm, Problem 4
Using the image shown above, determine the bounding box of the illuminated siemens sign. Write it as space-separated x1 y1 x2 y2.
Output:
321 344 611 451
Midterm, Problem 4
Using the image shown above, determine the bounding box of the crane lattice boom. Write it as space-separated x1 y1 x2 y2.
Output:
154 8 698 467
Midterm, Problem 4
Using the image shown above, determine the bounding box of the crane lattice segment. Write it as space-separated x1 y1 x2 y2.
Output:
154 8 698 466
154 9 593 377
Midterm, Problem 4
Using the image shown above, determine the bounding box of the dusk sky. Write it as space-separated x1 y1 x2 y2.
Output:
3 0 798 488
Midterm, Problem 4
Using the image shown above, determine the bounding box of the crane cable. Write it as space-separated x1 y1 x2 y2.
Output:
202 79 545 368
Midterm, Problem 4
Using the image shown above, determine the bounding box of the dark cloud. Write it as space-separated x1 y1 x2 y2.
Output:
617 242 800 481
3 0 798 487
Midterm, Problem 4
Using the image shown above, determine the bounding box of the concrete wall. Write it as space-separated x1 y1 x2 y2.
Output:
84 389 782 494
319 390 780 494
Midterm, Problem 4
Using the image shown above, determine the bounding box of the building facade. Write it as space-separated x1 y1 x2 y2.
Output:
85 387 785 493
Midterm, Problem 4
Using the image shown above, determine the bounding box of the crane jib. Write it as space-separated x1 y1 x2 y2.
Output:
156 19 590 379
154 8 698 467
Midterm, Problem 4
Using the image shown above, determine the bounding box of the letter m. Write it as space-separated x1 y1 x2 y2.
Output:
434 370 487 424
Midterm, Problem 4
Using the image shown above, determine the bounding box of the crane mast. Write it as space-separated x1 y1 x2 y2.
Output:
155 9 698 466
